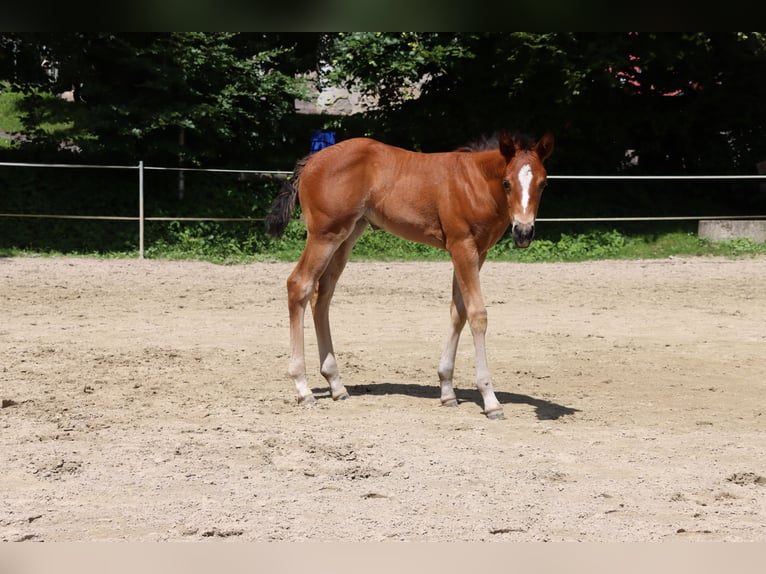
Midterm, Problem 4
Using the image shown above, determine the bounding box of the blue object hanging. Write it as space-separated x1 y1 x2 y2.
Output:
310 130 336 154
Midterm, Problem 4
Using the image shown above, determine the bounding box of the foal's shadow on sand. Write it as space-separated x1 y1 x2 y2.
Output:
334 382 579 420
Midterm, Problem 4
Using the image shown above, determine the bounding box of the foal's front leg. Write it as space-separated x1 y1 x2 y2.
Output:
448 247 504 419
437 272 466 407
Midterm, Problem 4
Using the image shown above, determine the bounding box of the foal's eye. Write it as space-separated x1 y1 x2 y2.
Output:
502 179 511 191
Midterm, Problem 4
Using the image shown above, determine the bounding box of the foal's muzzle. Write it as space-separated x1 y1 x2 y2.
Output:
512 222 535 249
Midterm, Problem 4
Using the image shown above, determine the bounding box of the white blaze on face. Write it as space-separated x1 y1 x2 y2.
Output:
518 163 533 212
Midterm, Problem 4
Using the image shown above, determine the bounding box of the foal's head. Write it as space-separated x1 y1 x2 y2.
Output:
498 132 555 248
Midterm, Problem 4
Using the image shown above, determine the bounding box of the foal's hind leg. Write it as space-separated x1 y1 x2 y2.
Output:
286 237 342 404
311 220 368 401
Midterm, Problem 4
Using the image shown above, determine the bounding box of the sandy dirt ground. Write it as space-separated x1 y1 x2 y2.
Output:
2 255 765 542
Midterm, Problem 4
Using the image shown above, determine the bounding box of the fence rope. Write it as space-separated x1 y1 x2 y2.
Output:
7 214 766 223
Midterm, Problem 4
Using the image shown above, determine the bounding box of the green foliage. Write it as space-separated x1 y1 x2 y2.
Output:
323 32 766 173
0 81 73 148
323 32 472 108
0 83 24 132
236 214 766 265
3 33 312 166
5 32 766 171
0 85 20 148
489 229 627 262
144 221 265 264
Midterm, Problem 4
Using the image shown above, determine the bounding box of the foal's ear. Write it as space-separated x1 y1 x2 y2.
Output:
498 130 515 162
536 132 555 162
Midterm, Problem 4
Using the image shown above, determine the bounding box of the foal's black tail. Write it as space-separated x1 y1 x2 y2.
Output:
265 179 298 238
265 156 308 238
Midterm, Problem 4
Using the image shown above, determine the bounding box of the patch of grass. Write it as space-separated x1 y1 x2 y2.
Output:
4 215 765 264
143 224 766 264
0 246 136 259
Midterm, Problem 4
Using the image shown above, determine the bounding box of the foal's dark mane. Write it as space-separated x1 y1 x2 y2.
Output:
455 132 535 153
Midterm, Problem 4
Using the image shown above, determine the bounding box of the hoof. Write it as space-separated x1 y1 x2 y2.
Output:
333 392 350 401
485 409 505 420
297 394 316 406
441 397 458 408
